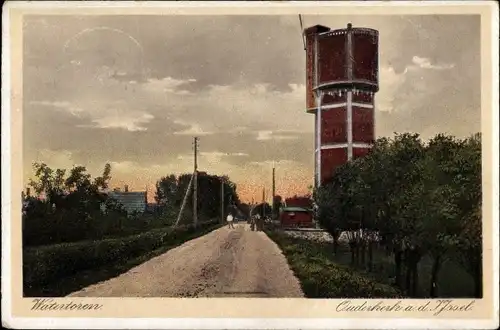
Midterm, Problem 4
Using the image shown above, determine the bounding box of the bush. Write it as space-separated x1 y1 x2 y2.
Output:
267 230 402 298
23 220 219 293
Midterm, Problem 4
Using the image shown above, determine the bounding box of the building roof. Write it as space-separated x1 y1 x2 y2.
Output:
108 191 147 214
281 207 312 213
304 25 331 34
109 191 146 197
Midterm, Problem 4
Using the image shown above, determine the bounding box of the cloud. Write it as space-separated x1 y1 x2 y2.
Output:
200 151 250 158
173 120 214 136
84 112 155 132
22 15 480 201
29 74 309 137
256 130 301 141
249 159 298 167
109 160 139 174
411 56 455 71
256 131 272 141
178 151 249 163
376 55 455 114
153 82 310 135
29 100 83 117
376 65 408 112
31 100 155 132
36 149 75 169
142 77 197 94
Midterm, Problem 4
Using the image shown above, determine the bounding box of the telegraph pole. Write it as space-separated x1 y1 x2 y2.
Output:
193 137 199 228
262 187 266 218
272 162 276 219
221 177 225 224
174 174 194 227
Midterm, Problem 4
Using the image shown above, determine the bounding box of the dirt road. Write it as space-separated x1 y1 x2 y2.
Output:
68 223 304 298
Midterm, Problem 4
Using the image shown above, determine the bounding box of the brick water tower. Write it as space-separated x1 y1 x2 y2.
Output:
304 23 379 187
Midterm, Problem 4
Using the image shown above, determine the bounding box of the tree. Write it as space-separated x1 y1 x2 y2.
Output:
64 166 92 192
154 172 242 223
239 203 251 219
380 133 425 292
314 132 482 298
24 162 118 245
28 163 66 204
315 180 343 254
155 175 178 207
94 163 112 190
418 134 464 297
447 134 482 297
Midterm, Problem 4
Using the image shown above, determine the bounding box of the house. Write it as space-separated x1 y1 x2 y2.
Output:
104 185 147 216
279 206 314 228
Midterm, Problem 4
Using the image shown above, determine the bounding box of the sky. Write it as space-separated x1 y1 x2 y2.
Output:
22 14 480 203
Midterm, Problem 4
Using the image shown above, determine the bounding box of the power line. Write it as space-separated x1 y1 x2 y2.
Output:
299 14 306 51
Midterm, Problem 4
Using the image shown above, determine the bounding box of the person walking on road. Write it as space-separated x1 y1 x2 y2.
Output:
226 212 235 229
254 214 261 231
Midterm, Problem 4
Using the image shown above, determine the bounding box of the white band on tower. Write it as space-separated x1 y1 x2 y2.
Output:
314 32 321 188
316 91 322 187
347 91 353 160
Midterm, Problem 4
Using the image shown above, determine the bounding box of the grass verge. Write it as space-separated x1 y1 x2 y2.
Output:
266 230 403 298
24 221 222 297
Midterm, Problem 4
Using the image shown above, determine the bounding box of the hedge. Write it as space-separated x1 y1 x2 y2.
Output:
24 221 220 293
267 230 403 298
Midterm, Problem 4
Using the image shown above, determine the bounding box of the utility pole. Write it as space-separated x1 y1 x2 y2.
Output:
221 177 225 224
175 174 194 227
193 137 199 228
262 187 266 218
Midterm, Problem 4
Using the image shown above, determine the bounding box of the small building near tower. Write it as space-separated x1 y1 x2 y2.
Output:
279 195 314 228
279 206 314 228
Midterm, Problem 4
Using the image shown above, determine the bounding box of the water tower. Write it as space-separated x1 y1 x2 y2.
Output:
304 23 379 187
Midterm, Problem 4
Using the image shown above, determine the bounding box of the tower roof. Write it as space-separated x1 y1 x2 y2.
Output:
303 25 330 35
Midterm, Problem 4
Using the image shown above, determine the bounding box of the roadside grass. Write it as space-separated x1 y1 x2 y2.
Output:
24 222 222 297
266 230 403 298
267 230 475 298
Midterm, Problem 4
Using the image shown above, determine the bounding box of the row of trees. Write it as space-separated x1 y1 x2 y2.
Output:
315 133 482 297
22 162 129 246
154 172 243 221
23 163 243 246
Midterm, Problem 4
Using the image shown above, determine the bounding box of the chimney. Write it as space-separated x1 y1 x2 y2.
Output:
124 185 129 192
